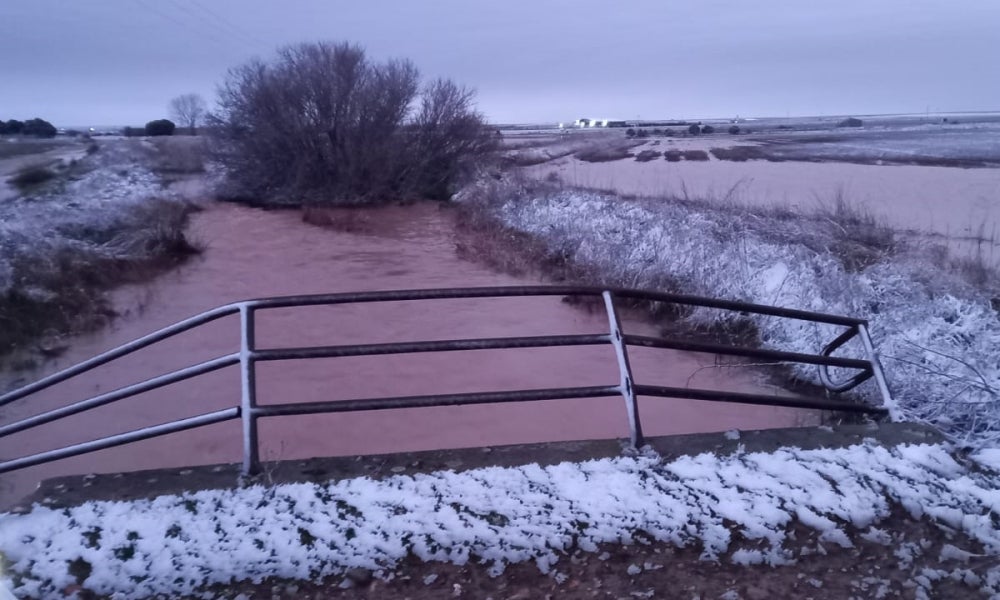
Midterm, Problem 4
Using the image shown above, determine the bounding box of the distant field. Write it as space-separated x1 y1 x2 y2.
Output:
752 126 1000 167
0 139 70 159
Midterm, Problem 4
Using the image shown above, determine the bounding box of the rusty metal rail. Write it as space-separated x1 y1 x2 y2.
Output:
0 286 893 476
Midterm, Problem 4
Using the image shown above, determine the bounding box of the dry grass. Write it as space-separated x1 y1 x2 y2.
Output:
663 149 711 162
0 140 67 159
147 137 208 174
7 165 57 189
634 149 662 162
574 140 641 163
709 146 771 162
813 193 895 270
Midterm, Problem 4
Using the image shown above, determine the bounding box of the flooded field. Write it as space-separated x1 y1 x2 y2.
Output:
520 129 1000 265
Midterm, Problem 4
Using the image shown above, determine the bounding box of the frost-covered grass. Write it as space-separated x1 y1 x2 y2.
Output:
2 442 999 598
0 141 200 356
455 179 1000 450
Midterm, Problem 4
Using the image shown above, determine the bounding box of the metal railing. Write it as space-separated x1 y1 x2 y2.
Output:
0 286 893 477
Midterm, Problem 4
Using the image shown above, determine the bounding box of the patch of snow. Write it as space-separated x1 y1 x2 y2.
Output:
859 527 892 545
971 448 1000 472
4 442 1000 598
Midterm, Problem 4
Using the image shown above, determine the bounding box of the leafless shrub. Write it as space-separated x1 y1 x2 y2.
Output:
682 150 709 161
709 146 767 162
634 150 662 162
7 165 56 189
211 41 496 205
168 93 208 134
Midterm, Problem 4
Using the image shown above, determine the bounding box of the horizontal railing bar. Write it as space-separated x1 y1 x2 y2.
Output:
0 407 240 475
244 286 598 310
0 304 242 408
243 286 866 327
253 334 612 362
254 385 622 417
0 353 240 437
624 334 873 370
633 384 888 415
610 288 865 327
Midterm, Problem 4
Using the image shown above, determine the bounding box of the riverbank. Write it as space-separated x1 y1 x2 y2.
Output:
454 176 1000 452
0 138 204 366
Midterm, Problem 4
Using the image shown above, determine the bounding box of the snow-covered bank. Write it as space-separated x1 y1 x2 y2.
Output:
0 140 201 356
457 181 1000 450
2 442 999 598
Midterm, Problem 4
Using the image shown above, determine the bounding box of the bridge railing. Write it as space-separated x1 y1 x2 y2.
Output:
0 286 893 476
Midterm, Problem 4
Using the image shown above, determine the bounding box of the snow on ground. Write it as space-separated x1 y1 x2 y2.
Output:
2 442 999 598
0 141 184 297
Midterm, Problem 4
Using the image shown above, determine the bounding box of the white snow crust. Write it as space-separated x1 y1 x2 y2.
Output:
3 442 1000 598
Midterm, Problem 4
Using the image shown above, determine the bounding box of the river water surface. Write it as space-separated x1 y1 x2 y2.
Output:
0 201 814 509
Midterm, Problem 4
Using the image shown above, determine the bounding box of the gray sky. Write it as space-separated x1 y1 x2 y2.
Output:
1 0 998 127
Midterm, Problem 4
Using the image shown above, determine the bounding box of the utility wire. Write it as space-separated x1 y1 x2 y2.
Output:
187 0 270 48
133 0 248 53
163 0 261 51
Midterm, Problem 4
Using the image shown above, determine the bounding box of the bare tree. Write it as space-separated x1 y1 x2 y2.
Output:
168 93 207 134
210 41 494 204
406 79 498 200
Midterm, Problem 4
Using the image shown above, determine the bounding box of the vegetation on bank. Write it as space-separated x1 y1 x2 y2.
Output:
211 41 496 206
455 176 1000 449
0 140 202 364
6 165 57 190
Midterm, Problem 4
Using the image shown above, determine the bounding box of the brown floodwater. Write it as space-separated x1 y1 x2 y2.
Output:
0 201 814 509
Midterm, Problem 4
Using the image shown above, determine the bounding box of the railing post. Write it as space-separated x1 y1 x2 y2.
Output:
602 291 645 449
240 304 261 476
857 323 896 418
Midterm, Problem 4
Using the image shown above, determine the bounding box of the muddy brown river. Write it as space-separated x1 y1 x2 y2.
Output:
0 201 814 509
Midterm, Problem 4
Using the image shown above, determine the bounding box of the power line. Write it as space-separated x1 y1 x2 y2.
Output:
133 0 249 54
164 0 259 51
186 0 270 48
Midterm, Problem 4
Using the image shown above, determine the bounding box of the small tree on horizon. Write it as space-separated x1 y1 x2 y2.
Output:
168 93 207 134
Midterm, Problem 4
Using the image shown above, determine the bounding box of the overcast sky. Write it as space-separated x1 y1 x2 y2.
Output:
1 0 998 127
